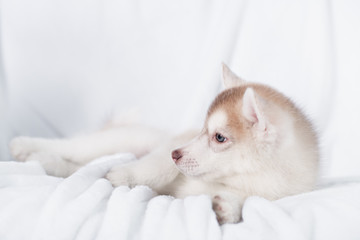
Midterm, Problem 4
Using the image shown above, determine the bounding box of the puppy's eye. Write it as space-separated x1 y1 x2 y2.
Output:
215 133 227 143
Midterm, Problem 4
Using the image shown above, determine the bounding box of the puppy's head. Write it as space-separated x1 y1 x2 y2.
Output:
172 64 280 181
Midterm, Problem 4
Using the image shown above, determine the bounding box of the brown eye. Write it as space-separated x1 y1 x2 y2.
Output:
215 133 227 143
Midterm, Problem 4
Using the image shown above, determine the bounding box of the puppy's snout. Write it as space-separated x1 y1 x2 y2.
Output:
172 149 183 163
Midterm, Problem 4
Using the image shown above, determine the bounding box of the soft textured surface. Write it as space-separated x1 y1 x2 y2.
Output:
1 1 360 239
1 153 360 240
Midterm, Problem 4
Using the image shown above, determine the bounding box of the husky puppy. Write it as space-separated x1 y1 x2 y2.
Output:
10 64 319 224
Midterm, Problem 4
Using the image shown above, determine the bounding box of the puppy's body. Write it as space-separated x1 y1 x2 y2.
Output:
10 65 319 224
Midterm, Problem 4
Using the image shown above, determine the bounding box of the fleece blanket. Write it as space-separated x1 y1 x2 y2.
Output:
1 153 360 240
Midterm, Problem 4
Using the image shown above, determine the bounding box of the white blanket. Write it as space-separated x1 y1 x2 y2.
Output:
1 154 360 240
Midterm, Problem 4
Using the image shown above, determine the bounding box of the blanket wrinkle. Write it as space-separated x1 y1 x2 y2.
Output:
1 154 360 240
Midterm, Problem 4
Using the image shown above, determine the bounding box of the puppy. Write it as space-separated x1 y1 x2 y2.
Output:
10 64 319 224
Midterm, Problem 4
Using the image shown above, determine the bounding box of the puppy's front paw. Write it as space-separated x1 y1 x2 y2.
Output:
106 166 135 187
10 137 40 161
212 195 241 225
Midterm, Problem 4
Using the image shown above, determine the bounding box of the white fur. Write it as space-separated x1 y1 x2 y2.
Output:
207 110 228 135
9 64 319 224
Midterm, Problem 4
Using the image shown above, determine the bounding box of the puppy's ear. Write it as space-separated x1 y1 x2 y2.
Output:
221 63 245 89
242 88 267 131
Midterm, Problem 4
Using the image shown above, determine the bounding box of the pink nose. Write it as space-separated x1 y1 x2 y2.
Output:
172 149 183 163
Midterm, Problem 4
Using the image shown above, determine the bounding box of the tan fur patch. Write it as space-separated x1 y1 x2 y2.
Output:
206 83 318 149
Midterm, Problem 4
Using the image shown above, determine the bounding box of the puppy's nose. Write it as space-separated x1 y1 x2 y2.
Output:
172 149 183 163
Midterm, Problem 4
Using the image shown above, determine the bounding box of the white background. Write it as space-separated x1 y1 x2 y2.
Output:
0 0 359 178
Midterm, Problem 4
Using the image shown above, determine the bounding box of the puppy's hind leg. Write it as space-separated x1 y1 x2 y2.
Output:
10 124 169 177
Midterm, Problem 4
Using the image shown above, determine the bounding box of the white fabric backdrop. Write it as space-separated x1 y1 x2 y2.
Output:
0 0 360 178
0 27 8 162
